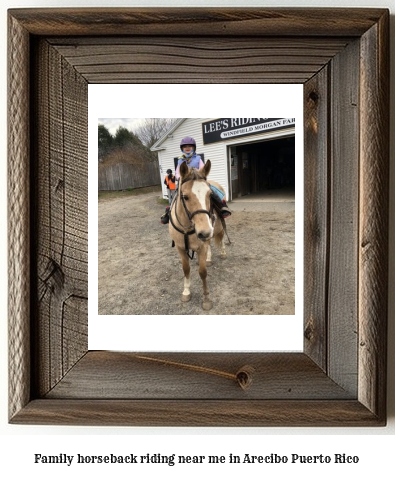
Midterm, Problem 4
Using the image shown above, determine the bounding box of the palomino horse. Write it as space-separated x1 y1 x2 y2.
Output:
169 160 227 310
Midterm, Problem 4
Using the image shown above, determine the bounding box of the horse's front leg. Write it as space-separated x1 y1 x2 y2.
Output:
177 247 191 302
206 241 212 267
198 244 213 311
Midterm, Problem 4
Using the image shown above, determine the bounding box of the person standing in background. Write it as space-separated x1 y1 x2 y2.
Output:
164 168 176 204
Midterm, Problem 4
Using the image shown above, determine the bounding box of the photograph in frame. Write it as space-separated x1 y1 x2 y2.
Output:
89 84 304 353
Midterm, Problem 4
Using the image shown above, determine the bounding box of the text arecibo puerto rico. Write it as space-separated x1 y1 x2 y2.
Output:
33 452 360 466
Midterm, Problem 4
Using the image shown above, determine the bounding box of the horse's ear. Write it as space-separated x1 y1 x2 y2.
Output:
180 161 189 179
202 160 211 178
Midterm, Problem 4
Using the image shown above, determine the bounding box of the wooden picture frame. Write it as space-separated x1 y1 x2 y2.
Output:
8 8 389 426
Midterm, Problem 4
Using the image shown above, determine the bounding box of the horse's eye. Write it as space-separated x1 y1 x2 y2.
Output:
182 195 189 200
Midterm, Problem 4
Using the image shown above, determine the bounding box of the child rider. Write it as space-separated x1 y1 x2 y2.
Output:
161 136 231 224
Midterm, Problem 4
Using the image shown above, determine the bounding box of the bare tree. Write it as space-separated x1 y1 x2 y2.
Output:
134 118 177 148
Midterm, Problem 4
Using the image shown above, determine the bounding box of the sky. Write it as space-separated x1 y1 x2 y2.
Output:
98 117 145 135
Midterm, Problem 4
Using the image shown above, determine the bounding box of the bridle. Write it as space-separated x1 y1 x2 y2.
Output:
169 176 214 259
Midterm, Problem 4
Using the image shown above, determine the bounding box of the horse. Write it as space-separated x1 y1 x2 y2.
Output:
169 160 227 310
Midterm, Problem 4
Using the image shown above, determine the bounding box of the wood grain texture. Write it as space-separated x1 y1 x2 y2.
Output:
46 352 354 400
49 37 350 84
7 8 389 426
11 399 383 427
8 13 31 421
358 12 389 419
327 39 360 396
303 67 330 370
30 39 88 397
8 8 387 37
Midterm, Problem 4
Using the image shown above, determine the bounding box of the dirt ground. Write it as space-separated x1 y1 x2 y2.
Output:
98 189 295 315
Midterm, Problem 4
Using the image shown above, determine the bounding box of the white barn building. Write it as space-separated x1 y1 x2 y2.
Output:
151 118 295 203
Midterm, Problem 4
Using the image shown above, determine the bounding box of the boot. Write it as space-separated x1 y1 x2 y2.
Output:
161 206 170 224
220 204 232 218
211 194 231 219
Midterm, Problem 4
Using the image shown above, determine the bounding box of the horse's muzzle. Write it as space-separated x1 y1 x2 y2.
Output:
197 231 212 241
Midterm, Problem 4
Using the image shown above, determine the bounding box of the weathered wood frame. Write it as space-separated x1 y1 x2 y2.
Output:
8 8 389 426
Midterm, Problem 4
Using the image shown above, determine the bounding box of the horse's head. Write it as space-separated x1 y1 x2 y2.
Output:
179 160 213 241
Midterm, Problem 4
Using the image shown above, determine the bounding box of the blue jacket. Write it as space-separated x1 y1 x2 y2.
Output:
175 154 204 180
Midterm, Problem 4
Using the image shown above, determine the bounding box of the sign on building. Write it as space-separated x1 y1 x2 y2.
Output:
202 118 295 144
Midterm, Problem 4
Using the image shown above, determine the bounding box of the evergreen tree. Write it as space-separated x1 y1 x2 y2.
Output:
114 126 137 147
98 124 113 162
99 123 157 164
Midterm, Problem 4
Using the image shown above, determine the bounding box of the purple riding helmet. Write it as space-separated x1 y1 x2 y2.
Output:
180 136 196 150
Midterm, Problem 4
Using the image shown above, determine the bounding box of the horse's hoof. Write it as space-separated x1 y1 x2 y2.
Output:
181 293 191 302
202 300 213 311
206 261 212 267
220 254 227 260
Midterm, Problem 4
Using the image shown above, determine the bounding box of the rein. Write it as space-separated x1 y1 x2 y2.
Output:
169 177 214 259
